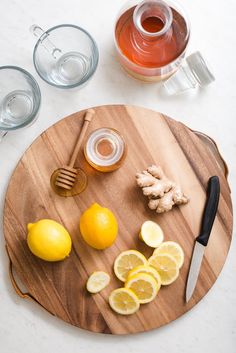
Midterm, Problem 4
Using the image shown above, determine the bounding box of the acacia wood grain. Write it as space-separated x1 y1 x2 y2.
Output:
3 105 233 334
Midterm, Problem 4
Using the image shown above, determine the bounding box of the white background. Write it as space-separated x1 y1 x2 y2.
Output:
0 0 235 352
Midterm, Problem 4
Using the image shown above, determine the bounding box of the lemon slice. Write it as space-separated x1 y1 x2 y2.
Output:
109 288 140 315
153 241 184 268
86 271 110 293
114 250 147 282
148 253 179 285
139 221 164 248
125 273 159 304
127 265 161 289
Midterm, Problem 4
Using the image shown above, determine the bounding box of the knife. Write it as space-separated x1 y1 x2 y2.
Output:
186 176 220 302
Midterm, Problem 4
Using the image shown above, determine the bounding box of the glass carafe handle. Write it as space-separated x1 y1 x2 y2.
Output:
30 24 62 59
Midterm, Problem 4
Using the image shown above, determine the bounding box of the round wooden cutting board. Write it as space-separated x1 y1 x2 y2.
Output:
3 105 233 334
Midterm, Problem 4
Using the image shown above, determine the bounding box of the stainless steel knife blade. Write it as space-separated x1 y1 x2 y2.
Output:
185 241 205 302
185 176 220 303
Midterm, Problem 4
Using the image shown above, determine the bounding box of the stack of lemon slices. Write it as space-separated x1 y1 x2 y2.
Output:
86 220 184 315
109 221 184 315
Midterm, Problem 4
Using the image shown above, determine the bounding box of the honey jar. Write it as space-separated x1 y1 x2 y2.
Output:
84 128 127 172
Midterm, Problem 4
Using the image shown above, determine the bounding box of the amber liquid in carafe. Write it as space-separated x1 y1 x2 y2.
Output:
115 6 188 69
141 16 165 33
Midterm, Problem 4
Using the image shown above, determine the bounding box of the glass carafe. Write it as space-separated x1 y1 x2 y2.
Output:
114 0 190 82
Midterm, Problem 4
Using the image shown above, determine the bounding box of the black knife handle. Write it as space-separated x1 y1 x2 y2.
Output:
196 176 220 247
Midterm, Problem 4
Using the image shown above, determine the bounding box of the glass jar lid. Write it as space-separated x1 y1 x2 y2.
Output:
85 128 125 167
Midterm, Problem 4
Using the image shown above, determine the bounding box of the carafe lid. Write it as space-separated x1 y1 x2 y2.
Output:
186 51 215 86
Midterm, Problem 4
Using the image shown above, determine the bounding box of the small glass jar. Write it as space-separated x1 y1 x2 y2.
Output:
84 128 127 172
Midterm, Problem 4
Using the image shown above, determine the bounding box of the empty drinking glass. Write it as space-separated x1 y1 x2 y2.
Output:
31 24 99 89
0 66 41 141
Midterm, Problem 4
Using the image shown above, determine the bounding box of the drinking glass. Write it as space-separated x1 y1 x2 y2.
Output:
31 24 99 89
0 66 41 141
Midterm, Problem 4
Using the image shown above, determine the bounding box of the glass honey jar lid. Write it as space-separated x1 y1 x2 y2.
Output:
84 128 127 172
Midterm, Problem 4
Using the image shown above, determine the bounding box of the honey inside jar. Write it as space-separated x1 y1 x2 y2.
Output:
84 128 127 172
96 138 115 158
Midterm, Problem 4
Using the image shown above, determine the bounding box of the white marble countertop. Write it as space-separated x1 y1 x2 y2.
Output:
0 0 235 352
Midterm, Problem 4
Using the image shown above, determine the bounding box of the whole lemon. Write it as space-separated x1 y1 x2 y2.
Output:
79 203 118 249
27 219 72 261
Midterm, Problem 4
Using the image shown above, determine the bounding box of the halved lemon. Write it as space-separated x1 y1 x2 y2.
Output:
109 288 140 315
125 273 159 304
148 253 179 285
153 241 184 268
127 265 161 289
86 271 110 293
139 221 164 248
114 250 147 282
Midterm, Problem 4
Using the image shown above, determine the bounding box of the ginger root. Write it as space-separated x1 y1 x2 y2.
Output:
136 165 189 213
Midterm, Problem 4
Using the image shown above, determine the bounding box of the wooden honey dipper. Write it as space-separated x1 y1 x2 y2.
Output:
55 109 95 190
